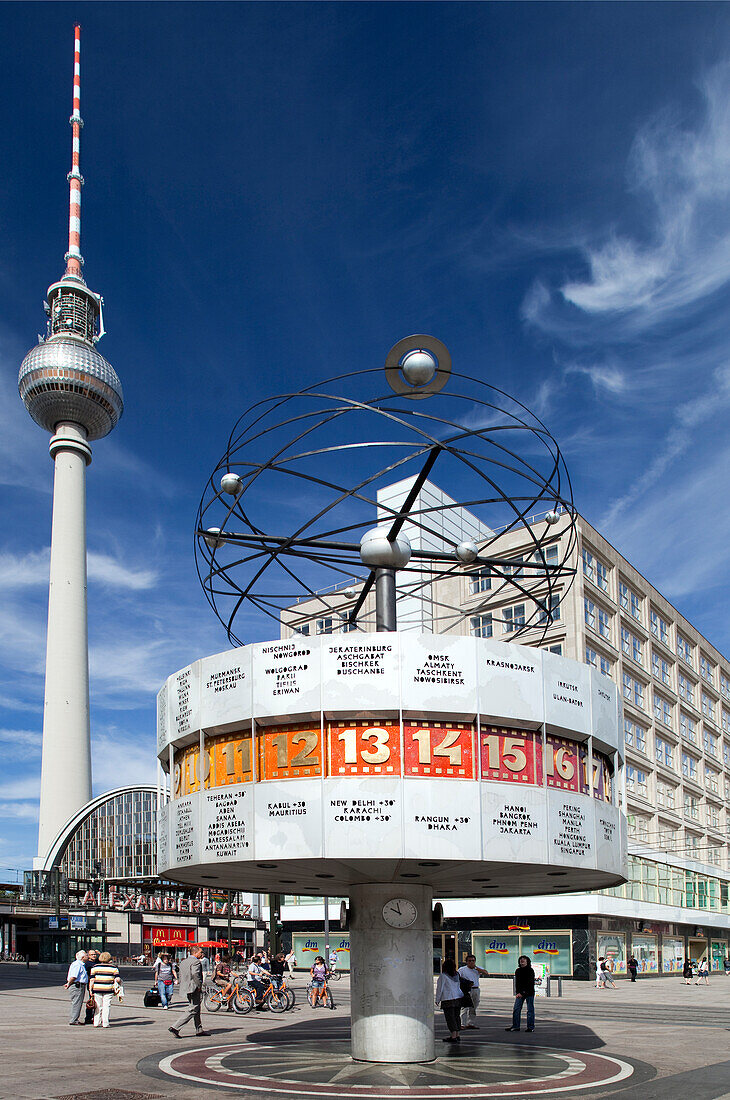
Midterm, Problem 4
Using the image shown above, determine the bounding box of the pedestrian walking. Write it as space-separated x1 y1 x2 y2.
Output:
64 949 89 1025
329 949 338 975
682 958 693 984
155 952 178 1009
723 956 730 977
601 958 616 988
435 958 462 1044
458 953 488 1030
627 955 638 982
695 957 710 985
506 955 536 1033
169 945 209 1038
595 957 606 989
89 951 120 1029
285 947 297 977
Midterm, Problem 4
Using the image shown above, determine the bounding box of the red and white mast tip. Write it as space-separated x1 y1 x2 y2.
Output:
65 23 84 278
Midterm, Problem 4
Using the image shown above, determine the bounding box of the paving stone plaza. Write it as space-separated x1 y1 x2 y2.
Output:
3 965 729 1100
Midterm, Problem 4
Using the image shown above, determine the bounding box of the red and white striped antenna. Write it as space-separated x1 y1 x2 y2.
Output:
65 24 84 278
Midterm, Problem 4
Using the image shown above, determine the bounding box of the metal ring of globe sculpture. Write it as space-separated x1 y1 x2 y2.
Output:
158 337 627 1065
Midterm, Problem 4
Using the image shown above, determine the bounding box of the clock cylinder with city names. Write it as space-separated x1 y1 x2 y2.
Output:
156 633 627 897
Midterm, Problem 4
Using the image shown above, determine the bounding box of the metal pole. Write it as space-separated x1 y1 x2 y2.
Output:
375 568 397 632
268 893 279 957
227 890 232 956
324 896 330 966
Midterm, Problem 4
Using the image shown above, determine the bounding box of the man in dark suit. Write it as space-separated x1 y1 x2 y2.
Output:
169 945 209 1037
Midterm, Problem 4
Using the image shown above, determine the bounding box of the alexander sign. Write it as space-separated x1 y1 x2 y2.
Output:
78 887 252 918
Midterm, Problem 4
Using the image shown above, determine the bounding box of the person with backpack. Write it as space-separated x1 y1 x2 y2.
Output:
601 957 616 988
682 958 693 984
506 955 536 1033
627 955 639 982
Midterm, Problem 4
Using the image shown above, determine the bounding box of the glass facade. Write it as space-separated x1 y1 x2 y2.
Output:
601 854 730 914
60 789 155 881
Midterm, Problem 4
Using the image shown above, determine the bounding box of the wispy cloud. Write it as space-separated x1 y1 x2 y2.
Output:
0 548 156 592
526 60 730 339
0 729 41 749
92 727 157 792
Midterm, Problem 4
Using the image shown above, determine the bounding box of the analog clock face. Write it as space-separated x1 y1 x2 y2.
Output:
382 898 418 928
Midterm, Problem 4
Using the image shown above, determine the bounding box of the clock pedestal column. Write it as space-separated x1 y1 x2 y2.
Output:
349 882 435 1063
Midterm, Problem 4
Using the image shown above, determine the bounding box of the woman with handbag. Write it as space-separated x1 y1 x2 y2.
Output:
435 958 462 1043
90 951 120 1029
155 952 177 1009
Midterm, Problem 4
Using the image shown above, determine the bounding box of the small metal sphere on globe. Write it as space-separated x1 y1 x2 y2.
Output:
203 527 222 550
401 349 437 387
456 540 479 564
343 587 356 599
18 337 123 441
360 527 412 570
220 472 243 496
545 510 560 525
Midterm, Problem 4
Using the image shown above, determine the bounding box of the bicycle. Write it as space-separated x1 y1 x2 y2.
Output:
202 979 251 1014
307 975 335 1009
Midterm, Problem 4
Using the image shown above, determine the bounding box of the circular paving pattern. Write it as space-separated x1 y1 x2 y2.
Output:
140 1039 635 1097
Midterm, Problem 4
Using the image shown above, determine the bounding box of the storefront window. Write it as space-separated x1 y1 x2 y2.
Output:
631 933 658 973
471 932 520 975
598 933 626 975
520 933 572 976
710 940 727 972
291 933 350 971
661 937 684 973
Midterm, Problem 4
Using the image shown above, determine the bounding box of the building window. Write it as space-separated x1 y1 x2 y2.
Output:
471 614 493 639
469 568 491 595
701 693 715 723
681 752 697 780
582 547 594 582
680 713 697 743
584 598 596 631
630 591 642 621
598 608 610 639
683 794 699 820
706 767 719 794
636 726 646 752
586 646 597 668
707 804 719 828
538 592 561 625
623 673 644 709
600 655 612 678
626 764 635 791
650 609 669 644
724 740 730 767
596 560 609 592
678 673 694 705
503 557 524 578
722 710 729 733
655 735 673 769
622 627 642 664
619 581 629 610
547 643 562 655
707 845 720 864
503 604 525 633
700 656 714 684
624 718 634 747
654 693 672 727
657 783 675 810
677 634 694 666
652 652 671 685
296 622 310 636
721 673 730 699
317 617 336 634
703 731 718 758
636 769 647 797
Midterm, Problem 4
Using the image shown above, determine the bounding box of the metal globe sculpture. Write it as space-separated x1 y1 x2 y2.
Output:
195 339 577 647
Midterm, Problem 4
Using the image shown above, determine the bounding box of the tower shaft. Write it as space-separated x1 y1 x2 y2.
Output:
36 423 93 861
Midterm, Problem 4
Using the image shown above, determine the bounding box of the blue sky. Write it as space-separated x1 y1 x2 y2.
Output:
2 2 730 873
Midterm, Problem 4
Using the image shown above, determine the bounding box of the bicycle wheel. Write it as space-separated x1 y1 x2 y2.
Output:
233 987 254 1015
266 988 288 1013
330 970 342 981
203 986 222 1012
325 986 335 1010
308 985 318 1008
283 986 296 1009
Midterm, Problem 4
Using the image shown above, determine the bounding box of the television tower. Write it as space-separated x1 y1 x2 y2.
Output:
18 26 124 865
